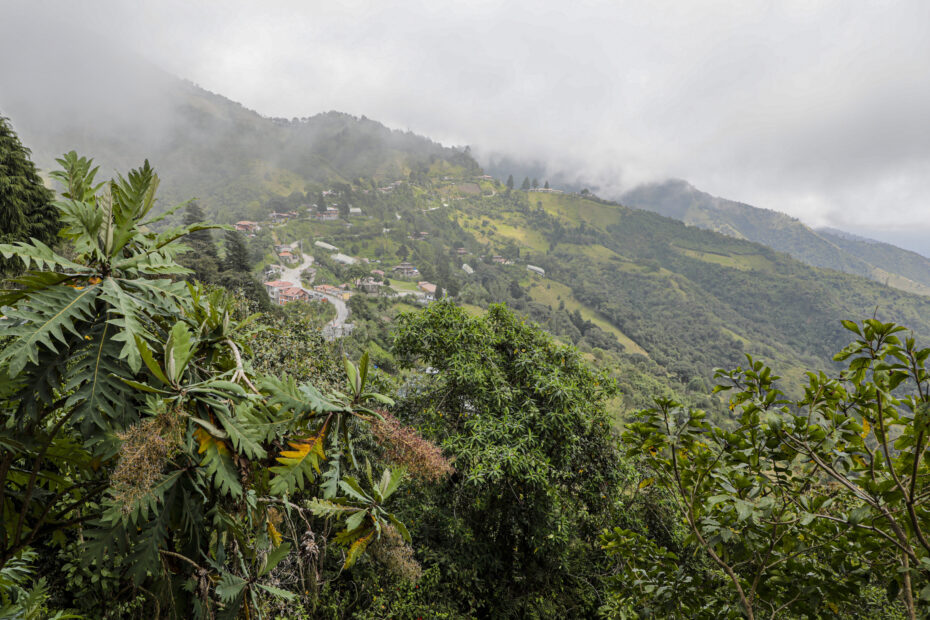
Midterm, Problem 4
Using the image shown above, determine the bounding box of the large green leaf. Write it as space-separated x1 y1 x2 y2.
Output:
100 277 154 373
214 407 267 460
65 321 135 429
0 239 89 273
269 421 329 496
164 321 194 384
0 283 100 376
215 572 247 604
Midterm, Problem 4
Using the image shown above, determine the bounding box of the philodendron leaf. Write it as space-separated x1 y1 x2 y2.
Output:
344 356 359 396
165 321 195 383
358 351 369 392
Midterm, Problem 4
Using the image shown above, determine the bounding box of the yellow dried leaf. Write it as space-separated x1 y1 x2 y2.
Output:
194 427 211 454
279 441 311 460
267 521 282 547
194 427 228 455
276 430 327 465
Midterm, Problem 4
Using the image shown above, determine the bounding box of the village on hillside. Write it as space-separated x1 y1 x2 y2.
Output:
231 173 550 339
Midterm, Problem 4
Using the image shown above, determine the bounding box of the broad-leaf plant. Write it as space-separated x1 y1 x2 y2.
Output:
0 153 408 617
616 319 930 619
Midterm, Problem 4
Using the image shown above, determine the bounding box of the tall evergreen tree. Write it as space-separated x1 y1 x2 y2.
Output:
544 180 549 189
0 117 58 271
532 178 539 189
223 229 251 273
182 201 217 258
520 176 531 190
506 174 514 190
178 201 220 283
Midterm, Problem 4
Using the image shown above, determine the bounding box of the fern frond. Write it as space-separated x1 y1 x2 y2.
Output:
0 238 89 273
215 572 247 604
0 271 76 307
0 283 100 376
343 528 375 568
307 497 360 518
261 376 341 420
99 278 157 374
269 418 330 496
102 470 184 527
64 321 135 430
195 428 242 497
214 407 266 460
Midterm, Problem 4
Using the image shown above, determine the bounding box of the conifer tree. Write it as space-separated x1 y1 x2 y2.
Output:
506 174 514 190
183 201 217 258
0 117 58 271
520 177 530 190
223 229 251 273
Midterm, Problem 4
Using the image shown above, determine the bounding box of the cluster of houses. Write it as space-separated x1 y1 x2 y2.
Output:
270 211 300 223
264 280 314 305
235 221 260 234
313 284 352 301
309 205 365 221
378 181 404 194
312 208 340 221
392 262 419 277
263 279 356 307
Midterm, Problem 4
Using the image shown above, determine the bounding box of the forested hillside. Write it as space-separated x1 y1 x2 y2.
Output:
623 179 930 296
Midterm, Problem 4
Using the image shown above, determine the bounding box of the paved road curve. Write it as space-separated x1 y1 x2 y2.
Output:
275 255 350 336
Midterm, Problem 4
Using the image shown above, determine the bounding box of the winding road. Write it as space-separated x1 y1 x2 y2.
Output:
275 254 350 337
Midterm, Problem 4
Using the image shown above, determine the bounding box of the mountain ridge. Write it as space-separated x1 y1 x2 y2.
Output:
621 178 930 295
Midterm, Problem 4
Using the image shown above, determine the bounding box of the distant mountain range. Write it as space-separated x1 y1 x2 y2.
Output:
622 179 930 296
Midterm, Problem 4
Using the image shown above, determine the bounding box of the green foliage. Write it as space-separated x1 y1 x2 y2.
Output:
0 154 409 618
309 463 408 569
391 301 622 617
223 229 251 273
624 179 930 296
615 318 930 618
0 117 58 274
0 550 79 619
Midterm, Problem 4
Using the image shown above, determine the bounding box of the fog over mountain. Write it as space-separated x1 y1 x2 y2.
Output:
2 1 930 252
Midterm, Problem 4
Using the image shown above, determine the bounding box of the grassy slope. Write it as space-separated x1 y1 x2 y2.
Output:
623 179 930 296
448 189 930 399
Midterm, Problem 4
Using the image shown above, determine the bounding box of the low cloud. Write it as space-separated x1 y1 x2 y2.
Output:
3 0 929 241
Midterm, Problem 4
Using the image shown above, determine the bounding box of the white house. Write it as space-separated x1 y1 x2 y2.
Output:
462 263 474 275
332 253 358 265
349 207 363 217
527 265 545 277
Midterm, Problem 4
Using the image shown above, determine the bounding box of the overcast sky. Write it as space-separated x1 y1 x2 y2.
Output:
5 1 930 248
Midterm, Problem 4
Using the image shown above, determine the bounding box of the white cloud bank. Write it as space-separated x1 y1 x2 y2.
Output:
4 0 930 243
